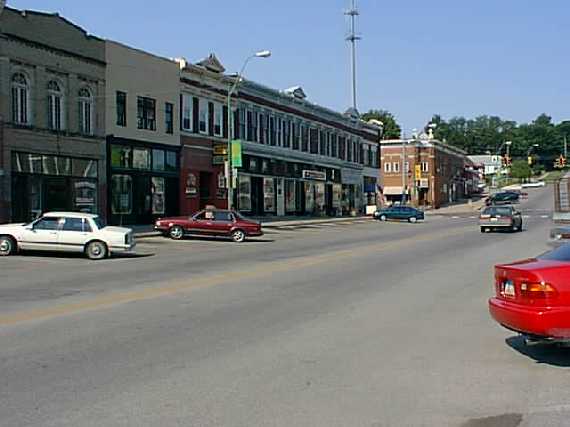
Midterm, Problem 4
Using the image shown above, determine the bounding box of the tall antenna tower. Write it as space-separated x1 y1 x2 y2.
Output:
345 0 361 112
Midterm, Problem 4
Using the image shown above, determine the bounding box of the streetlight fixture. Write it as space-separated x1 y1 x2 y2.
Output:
226 50 271 210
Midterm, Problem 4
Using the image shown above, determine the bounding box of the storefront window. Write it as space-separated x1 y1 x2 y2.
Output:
73 180 97 213
73 159 97 178
238 175 252 211
132 148 150 170
165 151 177 172
152 149 165 171
111 145 132 169
111 175 133 214
315 182 326 214
42 156 58 175
333 184 342 211
29 176 42 219
29 154 43 174
263 178 276 213
151 177 165 214
57 157 72 176
285 180 296 213
305 182 315 214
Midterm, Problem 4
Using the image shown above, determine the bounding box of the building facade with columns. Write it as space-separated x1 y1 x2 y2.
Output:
0 7 106 224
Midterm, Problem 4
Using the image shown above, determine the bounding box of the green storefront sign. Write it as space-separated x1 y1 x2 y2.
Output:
231 140 243 168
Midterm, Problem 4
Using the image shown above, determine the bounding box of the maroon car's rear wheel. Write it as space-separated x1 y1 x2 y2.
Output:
169 225 184 240
231 229 246 243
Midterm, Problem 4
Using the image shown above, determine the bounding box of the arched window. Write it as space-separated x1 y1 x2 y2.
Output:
47 80 65 130
11 73 29 125
78 87 94 135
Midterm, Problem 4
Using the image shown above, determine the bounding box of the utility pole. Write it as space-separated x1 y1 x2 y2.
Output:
564 135 567 159
345 0 361 112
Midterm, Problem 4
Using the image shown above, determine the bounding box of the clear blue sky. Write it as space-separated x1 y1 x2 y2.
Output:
9 0 570 132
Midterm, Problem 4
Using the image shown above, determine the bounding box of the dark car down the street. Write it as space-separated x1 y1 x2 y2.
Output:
479 205 523 233
154 209 262 242
485 191 520 206
374 206 424 223
489 244 570 345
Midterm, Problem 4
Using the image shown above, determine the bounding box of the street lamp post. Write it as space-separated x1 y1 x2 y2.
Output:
226 50 271 211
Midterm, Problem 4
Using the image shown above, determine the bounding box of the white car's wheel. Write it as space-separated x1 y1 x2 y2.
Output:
231 229 246 243
380 215 387 222
0 236 16 256
169 225 184 240
86 241 108 260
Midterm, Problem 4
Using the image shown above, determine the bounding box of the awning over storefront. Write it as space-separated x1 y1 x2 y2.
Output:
382 186 403 195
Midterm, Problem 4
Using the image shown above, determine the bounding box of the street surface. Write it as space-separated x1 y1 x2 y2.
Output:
0 186 566 427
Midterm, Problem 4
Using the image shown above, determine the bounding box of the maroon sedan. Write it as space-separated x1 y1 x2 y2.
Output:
154 209 262 242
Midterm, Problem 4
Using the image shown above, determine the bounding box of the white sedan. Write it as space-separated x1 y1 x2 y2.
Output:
0 212 135 260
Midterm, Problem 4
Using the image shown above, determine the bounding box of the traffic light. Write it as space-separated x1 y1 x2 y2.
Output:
528 156 533 166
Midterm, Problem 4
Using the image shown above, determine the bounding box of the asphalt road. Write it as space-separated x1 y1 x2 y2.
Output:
0 186 566 427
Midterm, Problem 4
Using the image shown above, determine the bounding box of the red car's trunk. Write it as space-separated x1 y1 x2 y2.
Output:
495 259 570 307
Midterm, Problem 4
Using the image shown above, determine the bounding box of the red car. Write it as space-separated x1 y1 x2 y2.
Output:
154 209 262 243
489 244 570 345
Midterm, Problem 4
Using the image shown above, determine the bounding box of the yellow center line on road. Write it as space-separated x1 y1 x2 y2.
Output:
0 225 471 327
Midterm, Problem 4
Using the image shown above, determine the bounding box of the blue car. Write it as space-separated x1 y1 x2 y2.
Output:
374 206 425 223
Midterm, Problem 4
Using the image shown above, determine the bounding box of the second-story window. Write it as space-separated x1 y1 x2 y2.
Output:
347 138 353 162
368 147 373 167
259 113 268 144
292 122 299 150
269 116 276 146
421 161 429 172
165 102 174 134
48 80 64 131
301 124 309 152
78 88 93 135
282 119 291 148
246 110 258 142
12 73 29 125
198 98 208 134
331 134 338 158
214 103 223 136
238 108 246 139
116 91 127 127
181 94 192 131
137 96 156 131
384 162 392 173
320 130 327 155
309 128 318 154
339 136 346 160
393 162 400 173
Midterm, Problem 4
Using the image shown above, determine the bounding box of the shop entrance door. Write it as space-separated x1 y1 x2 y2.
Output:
325 184 333 216
44 178 71 212
199 172 212 209
133 175 152 224
251 177 264 216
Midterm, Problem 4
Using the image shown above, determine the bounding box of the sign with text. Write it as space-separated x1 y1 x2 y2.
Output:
415 165 422 180
213 155 227 165
213 145 228 155
302 170 326 181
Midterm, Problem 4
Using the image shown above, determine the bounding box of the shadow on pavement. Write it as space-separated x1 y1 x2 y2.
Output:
506 336 570 367
9 251 154 261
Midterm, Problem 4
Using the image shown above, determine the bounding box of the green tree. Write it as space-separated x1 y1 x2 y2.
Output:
361 109 401 139
510 160 532 181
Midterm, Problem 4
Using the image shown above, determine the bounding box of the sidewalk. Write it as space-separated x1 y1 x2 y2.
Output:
131 215 372 238
424 198 486 216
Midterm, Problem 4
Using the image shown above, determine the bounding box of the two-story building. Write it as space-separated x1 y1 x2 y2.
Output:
380 135 469 208
0 7 106 223
231 80 380 217
176 54 381 218
105 41 180 225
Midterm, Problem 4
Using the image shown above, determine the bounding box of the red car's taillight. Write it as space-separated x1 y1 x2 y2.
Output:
520 282 558 299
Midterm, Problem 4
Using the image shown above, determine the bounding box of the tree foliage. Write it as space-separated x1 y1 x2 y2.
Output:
510 160 532 180
362 109 402 139
429 113 569 169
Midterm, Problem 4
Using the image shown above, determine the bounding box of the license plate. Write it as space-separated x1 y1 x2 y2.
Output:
491 218 498 222
502 280 515 297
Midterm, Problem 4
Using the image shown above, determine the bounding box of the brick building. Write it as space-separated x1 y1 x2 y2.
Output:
380 136 469 208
